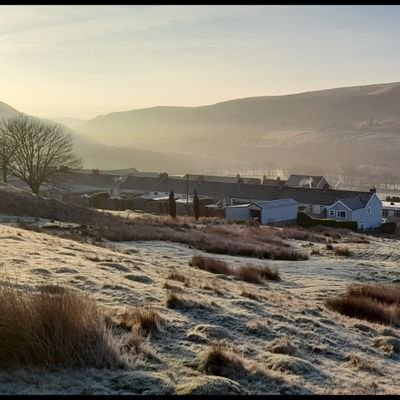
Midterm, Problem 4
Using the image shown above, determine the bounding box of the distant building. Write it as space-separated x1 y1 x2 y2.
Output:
225 198 298 225
323 190 382 230
382 201 400 222
285 174 330 189
182 174 261 185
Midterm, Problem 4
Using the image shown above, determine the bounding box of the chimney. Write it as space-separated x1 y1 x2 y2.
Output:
322 183 329 192
277 179 285 190
369 186 376 195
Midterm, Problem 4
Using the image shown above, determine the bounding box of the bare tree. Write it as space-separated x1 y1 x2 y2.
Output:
3 114 81 194
0 121 16 183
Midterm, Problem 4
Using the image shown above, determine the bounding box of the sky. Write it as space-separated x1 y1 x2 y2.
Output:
1 5 400 120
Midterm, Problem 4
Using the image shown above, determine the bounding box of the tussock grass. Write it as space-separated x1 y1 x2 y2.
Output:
344 352 381 374
199 343 247 378
0 280 121 368
166 291 212 310
348 284 400 305
334 246 351 256
190 256 280 284
189 256 231 275
120 326 146 355
326 284 400 325
240 290 261 301
117 306 160 336
326 244 333 250
167 270 190 286
235 264 280 283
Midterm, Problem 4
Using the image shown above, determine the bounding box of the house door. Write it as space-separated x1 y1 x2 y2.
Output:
360 222 365 231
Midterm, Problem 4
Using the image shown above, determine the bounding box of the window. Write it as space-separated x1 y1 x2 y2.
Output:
367 207 371 214
329 210 335 217
383 209 389 217
337 210 347 218
394 210 400 219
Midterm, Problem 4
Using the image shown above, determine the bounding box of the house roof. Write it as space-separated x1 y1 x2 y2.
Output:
183 174 239 184
262 178 286 186
226 198 298 210
382 201 400 210
285 174 327 188
30 171 375 210
121 176 163 191
182 174 261 185
337 196 366 211
252 198 298 208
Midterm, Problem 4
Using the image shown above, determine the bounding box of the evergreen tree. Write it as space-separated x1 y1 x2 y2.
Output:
169 190 176 218
193 189 200 221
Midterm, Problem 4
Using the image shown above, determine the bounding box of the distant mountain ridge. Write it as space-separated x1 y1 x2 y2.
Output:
75 81 400 177
0 102 207 173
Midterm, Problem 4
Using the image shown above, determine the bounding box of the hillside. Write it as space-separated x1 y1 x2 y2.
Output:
76 82 400 177
1 211 400 393
0 101 20 119
0 103 208 173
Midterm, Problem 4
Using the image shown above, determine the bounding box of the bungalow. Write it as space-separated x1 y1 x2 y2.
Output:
324 192 382 230
225 198 298 225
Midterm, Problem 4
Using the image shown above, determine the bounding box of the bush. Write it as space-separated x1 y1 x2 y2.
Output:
380 222 397 234
297 212 357 232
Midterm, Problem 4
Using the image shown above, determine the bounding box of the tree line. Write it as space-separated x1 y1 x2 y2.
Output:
0 114 80 194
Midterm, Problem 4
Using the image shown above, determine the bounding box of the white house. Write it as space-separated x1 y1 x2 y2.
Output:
225 198 298 225
325 193 382 230
382 201 400 222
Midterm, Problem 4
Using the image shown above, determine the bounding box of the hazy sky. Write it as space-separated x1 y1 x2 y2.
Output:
2 5 400 120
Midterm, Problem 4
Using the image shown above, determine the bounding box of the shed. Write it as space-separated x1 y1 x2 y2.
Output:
225 198 298 225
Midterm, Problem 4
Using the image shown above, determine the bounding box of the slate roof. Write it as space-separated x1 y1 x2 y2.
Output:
226 198 298 209
38 171 374 210
338 196 367 211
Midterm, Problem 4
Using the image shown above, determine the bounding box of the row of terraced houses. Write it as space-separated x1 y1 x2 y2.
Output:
8 170 385 230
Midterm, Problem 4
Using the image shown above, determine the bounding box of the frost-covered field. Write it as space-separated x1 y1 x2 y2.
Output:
1 217 400 395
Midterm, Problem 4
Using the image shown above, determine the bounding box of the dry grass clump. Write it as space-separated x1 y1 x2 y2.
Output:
326 243 333 250
265 337 298 356
334 246 351 256
311 248 320 255
241 290 262 301
344 352 382 374
199 343 247 378
190 255 231 275
167 270 190 286
0 281 121 368
163 282 182 291
117 306 161 336
235 264 280 283
348 284 400 305
190 256 280 284
326 284 400 325
120 326 146 355
166 291 212 310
